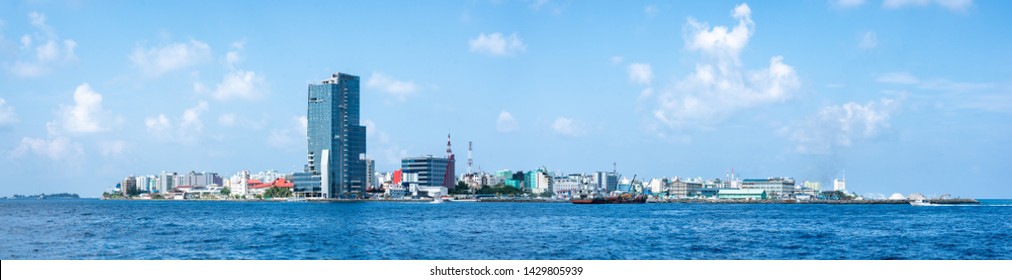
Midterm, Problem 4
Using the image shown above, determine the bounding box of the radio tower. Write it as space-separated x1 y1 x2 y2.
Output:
467 141 473 174
446 133 452 155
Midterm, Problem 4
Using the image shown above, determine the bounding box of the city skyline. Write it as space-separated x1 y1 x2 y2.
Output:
1 1 1011 198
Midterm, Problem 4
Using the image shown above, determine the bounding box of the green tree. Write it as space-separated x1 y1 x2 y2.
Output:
451 181 470 194
220 186 231 197
264 187 291 199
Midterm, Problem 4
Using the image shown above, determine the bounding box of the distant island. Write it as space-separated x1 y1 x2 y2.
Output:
6 193 80 199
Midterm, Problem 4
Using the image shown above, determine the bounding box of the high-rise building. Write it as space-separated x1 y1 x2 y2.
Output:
159 171 177 193
833 178 846 192
295 73 367 199
365 159 376 190
592 171 618 193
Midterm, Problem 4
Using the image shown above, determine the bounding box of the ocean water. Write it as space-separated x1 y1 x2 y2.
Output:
1 199 1010 260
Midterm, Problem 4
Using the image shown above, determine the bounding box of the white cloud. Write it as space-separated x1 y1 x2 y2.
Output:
129 39 211 77
207 41 267 101
297 115 307 136
684 3 754 65
145 101 209 143
496 110 519 132
55 83 114 134
144 114 171 138
366 72 418 102
469 32 527 56
876 72 920 84
267 115 308 149
181 100 209 134
627 63 653 85
225 40 245 69
781 98 899 154
858 31 878 49
638 88 654 101
0 98 18 127
831 0 866 8
97 140 126 158
6 12 77 78
212 70 265 100
10 136 83 161
882 0 973 12
551 117 585 137
361 119 405 168
652 3 800 130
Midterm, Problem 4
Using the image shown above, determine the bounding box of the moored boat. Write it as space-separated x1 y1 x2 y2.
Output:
570 193 647 204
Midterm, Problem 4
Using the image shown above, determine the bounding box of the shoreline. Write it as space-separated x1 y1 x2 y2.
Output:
88 197 982 204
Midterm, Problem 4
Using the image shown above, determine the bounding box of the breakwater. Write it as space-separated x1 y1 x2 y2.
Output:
647 198 980 204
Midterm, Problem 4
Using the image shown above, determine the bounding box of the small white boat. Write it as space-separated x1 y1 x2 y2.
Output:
910 199 932 206
430 197 444 204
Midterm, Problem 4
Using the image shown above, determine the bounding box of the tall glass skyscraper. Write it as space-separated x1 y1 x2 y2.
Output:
297 72 367 199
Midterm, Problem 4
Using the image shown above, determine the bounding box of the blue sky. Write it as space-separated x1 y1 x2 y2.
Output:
1 0 1010 198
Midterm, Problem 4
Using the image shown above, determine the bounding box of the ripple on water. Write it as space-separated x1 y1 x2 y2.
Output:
1 200 1011 259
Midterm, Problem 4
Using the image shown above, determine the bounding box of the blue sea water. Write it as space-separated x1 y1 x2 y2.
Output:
1 199 1010 260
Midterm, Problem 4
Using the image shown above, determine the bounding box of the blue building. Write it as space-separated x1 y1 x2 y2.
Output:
401 155 452 188
294 73 367 199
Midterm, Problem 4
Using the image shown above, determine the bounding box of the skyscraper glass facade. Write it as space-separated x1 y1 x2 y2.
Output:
300 73 367 198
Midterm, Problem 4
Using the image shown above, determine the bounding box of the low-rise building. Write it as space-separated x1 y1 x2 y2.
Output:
717 189 767 200
741 177 795 198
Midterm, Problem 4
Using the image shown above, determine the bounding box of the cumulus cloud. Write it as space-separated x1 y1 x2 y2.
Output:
6 12 77 77
366 72 418 102
781 98 899 154
212 70 265 100
267 115 309 149
651 3 800 130
551 117 585 137
145 101 209 143
361 119 404 168
831 0 866 8
225 40 245 69
496 110 519 132
883 0 973 12
0 98 18 127
628 63 653 85
181 101 209 134
10 136 83 161
54 83 117 134
144 114 170 137
208 40 267 101
858 31 878 49
297 115 307 136
129 39 211 77
469 32 527 56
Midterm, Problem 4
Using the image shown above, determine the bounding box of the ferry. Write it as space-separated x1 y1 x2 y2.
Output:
909 199 932 206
